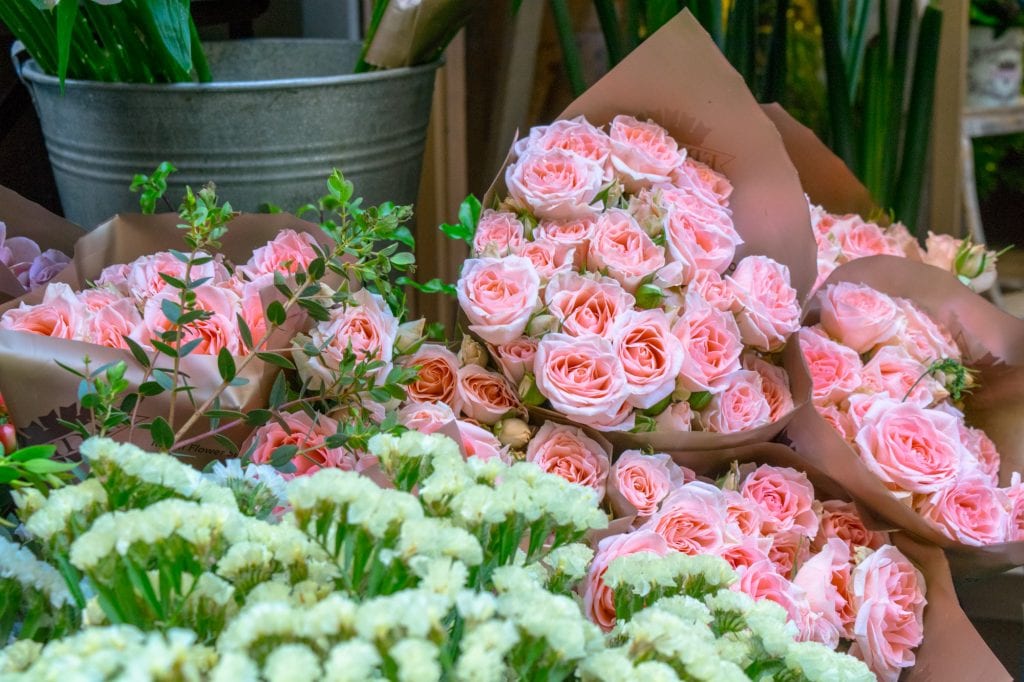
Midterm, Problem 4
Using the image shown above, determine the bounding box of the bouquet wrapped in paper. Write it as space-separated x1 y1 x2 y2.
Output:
0 187 80 302
452 12 815 452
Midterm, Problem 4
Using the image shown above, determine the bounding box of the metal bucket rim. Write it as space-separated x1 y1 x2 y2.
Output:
20 38 442 92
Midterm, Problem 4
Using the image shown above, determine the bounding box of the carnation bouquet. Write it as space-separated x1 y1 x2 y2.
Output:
449 12 816 452
787 257 1024 572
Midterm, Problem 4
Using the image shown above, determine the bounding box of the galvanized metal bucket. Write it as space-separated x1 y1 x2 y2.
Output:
13 39 439 228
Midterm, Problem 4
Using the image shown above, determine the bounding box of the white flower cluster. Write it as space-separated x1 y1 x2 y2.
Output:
204 458 287 517
0 536 74 608
21 478 108 546
602 551 735 600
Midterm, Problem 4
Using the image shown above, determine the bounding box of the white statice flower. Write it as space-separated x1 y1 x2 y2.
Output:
634 661 684 682
10 486 46 517
368 431 461 473
210 651 260 682
745 600 800 658
180 572 236 625
492 565 545 594
448 484 514 527
455 590 497 623
0 640 42 674
241 580 292 606
347 487 424 539
714 631 755 668
390 638 441 682
323 639 383 682
396 517 482 566
355 589 452 644
263 643 323 682
496 579 601 662
417 456 474 511
305 593 360 640
23 478 108 543
465 455 509 485
454 619 518 682
784 641 875 682
217 601 302 653
409 556 468 600
543 542 594 585
0 535 74 608
704 588 756 617
643 595 713 628
576 648 641 682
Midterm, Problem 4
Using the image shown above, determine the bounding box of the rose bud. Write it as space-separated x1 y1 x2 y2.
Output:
494 417 533 449
394 318 426 354
527 313 559 337
458 335 489 367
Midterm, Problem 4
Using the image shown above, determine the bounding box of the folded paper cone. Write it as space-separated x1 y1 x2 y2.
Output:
0 186 84 301
787 255 1024 574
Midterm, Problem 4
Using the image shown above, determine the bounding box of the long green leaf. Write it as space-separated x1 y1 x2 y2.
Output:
355 0 390 73
894 6 942 231
146 0 193 76
55 0 79 88
817 0 857 166
845 0 871 102
762 0 790 102
1 2 58 74
550 0 587 97
594 0 625 66
692 0 724 47
886 0 914 188
646 0 684 33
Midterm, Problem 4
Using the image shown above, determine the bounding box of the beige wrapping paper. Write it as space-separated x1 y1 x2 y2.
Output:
602 441 1009 681
0 186 84 302
476 11 817 452
363 0 475 69
786 256 1024 574
0 211 329 464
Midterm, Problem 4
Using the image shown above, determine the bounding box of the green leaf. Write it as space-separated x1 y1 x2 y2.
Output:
236 314 254 351
687 391 712 411
257 352 295 370
148 416 175 450
22 459 78 474
178 338 203 358
152 369 175 391
0 467 19 484
459 195 481 230
147 0 193 76
269 371 287 408
139 381 165 397
217 348 236 382
213 434 239 455
269 444 298 468
266 301 287 326
9 444 57 463
56 0 80 89
244 409 272 427
124 337 152 368
390 251 416 267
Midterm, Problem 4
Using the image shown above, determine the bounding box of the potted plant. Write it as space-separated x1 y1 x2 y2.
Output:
967 0 1024 107
2 0 474 227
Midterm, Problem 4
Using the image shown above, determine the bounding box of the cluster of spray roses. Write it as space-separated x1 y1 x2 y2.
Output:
456 115 802 435
802 281 1024 546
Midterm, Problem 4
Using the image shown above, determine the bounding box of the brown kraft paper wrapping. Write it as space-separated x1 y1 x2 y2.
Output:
604 441 1009 682
786 255 1024 574
476 11 817 452
0 211 329 464
0 186 85 302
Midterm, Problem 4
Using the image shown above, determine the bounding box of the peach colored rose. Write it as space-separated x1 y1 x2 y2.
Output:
741 465 819 538
854 399 966 495
535 333 631 430
300 289 398 386
1 282 84 340
816 404 856 442
398 401 457 435
722 489 764 539
234 275 270 347
514 116 612 168
809 204 846 237
859 345 946 407
95 262 132 294
919 475 1010 546
672 157 733 206
894 298 961 364
818 282 904 353
832 220 903 261
248 411 354 476
641 482 729 555
743 356 794 422
77 288 124 312
614 310 684 409
921 232 959 271
238 229 320 280
583 530 669 631
544 271 634 339
845 392 889 433
526 422 610 499
515 238 575 281
702 370 772 433
654 400 695 432
672 301 743 392
886 223 924 260
506 148 605 220
768 531 812 579
533 217 596 259
799 327 863 406
609 450 686 517
794 538 853 648
126 251 229 301
812 500 888 552
456 364 522 425
686 268 737 312
137 284 242 355
472 210 526 256
457 256 540 345
959 424 1000 484
492 337 538 384
850 546 926 682
663 201 742 279
404 344 461 411
727 256 800 352
733 560 809 626
586 209 665 292
608 115 684 190
88 298 143 350
456 419 509 463
716 537 772 571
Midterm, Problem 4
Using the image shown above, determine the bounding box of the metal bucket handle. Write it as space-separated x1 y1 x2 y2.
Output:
10 41 31 88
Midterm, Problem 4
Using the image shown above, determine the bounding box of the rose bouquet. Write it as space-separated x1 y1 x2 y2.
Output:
787 257 1024 571
0 433 876 681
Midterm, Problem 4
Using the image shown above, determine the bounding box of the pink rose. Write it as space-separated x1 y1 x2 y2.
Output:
526 422 610 499
535 333 631 430
768 531 812 579
794 538 854 648
743 356 794 422
701 370 772 433
533 217 596 258
137 284 242 355
641 482 729 555
586 209 665 292
300 289 399 386
672 157 733 206
959 425 1000 484
95 263 132 294
832 220 903 261
0 282 84 340
398 401 457 435
672 301 743 392
860 345 946 406
717 537 772 571
456 419 509 463
1004 473 1024 541
234 276 270 348
850 546 926 682
492 337 538 385
248 411 354 476
722 489 764 539
816 404 856 442
515 238 575 281
614 310 684 409
238 229 320 280
812 500 888 552
733 560 809 626
894 298 961 364
663 201 742 278
87 298 143 350
472 210 525 256
741 465 819 538
404 344 461 411
886 223 923 260
77 288 124 312
686 269 737 312
506 148 605 220
457 256 540 345
583 530 669 631
799 327 863 406
125 251 229 301
456 364 522 425
654 400 694 432
608 115 684 190
818 282 904 353
921 232 959 271
514 116 611 168
21 249 70 290
727 256 800 352
609 450 686 517
919 475 1010 546
854 399 965 495
544 271 634 339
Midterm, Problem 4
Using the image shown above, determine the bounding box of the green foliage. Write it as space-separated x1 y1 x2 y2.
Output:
130 162 178 214
970 0 1024 35
0 445 77 496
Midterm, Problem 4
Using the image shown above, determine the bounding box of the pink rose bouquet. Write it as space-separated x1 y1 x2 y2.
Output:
455 114 805 442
